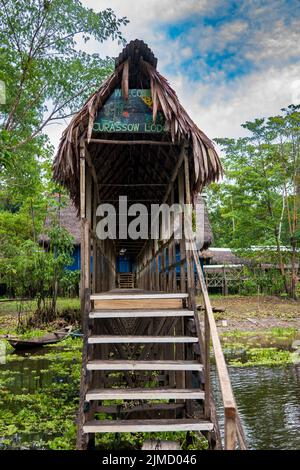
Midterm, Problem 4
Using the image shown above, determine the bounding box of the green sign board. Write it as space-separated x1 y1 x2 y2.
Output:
93 89 166 133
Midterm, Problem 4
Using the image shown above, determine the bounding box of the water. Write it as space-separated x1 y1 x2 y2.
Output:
212 365 300 450
0 345 300 449
0 342 81 449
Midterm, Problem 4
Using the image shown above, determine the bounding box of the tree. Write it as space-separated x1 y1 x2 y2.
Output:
0 0 128 149
207 106 300 298
0 0 128 209
0 0 128 312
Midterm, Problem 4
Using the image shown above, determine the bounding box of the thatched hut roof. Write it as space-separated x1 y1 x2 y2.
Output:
53 39 222 209
39 199 81 245
209 248 244 265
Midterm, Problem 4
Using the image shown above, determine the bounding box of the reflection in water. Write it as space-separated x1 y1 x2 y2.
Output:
212 365 300 450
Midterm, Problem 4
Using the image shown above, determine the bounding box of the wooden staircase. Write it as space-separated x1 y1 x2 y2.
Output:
118 272 134 289
77 290 215 448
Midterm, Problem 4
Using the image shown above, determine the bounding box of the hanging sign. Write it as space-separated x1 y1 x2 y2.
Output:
93 89 166 133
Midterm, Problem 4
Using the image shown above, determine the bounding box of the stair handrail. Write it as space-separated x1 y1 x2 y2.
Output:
186 230 247 450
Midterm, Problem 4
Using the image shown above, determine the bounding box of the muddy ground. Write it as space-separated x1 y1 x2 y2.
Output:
198 295 300 333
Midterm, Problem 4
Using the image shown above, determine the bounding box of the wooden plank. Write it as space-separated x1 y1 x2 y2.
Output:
83 419 213 433
204 310 211 419
178 167 186 293
142 440 181 450
96 403 185 414
186 227 238 449
93 298 183 310
88 335 198 344
84 220 90 290
86 388 205 400
76 288 92 450
79 142 85 219
86 360 203 371
89 309 194 319
87 139 176 146
90 293 188 300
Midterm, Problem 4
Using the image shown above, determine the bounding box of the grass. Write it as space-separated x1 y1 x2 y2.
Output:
0 297 80 317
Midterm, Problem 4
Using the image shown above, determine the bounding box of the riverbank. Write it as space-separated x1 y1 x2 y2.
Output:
209 294 300 331
207 294 300 366
1 294 299 365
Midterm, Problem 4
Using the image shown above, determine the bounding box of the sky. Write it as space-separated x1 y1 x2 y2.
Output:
47 0 300 148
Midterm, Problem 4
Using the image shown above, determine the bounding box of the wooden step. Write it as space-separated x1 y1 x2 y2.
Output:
91 292 188 310
86 388 205 401
83 418 213 433
90 293 188 300
89 309 194 319
88 335 198 344
87 360 203 371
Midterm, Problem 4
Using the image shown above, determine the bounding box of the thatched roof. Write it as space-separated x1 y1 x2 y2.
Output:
53 39 222 209
39 199 81 245
209 248 244 265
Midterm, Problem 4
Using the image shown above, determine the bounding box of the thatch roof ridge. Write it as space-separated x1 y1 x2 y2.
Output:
115 39 158 69
53 39 222 208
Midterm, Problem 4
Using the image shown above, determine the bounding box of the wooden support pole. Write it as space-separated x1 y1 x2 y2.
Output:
80 141 86 323
204 310 211 419
92 183 98 294
178 168 186 293
183 150 195 309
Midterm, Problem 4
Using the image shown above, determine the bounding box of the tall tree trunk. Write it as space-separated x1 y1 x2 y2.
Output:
274 228 290 296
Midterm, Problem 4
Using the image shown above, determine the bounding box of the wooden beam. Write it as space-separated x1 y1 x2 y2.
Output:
84 145 100 205
100 183 167 187
87 139 177 146
80 141 85 219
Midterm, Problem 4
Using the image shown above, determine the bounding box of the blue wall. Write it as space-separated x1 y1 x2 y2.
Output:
67 245 80 271
67 245 204 276
116 255 133 273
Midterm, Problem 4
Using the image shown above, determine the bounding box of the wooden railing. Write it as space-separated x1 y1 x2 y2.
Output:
187 232 247 450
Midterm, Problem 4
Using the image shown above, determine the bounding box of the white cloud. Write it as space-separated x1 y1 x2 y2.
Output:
88 0 220 24
244 19 300 64
170 63 300 140
218 20 248 43
45 0 300 151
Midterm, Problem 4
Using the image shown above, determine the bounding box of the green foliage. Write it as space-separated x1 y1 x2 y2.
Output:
59 270 80 296
0 336 210 450
0 195 76 322
229 347 292 367
0 0 128 308
0 0 128 144
237 267 285 295
0 337 82 449
209 107 300 248
207 105 300 297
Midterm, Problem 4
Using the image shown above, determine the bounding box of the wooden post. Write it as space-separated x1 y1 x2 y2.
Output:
178 168 186 293
225 414 237 450
76 288 93 450
204 310 211 419
184 150 195 308
92 183 98 293
84 220 90 290
154 240 159 291
80 142 86 325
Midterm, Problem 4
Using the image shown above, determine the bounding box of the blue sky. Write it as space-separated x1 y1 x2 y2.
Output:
47 0 300 146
